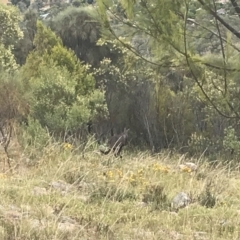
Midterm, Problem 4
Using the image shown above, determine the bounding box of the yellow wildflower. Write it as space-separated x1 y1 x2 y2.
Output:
63 143 73 150
0 173 7 179
106 170 114 179
181 166 192 173
152 163 169 173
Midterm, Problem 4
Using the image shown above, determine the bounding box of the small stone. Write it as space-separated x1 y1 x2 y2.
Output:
178 162 198 173
4 210 22 220
77 195 89 203
171 192 191 211
184 162 198 171
58 222 77 232
49 180 73 192
32 187 47 196
194 231 208 240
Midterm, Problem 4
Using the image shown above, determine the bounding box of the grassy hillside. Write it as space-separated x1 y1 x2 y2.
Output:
0 140 240 239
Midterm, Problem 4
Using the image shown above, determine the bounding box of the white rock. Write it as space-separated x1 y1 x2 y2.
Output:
171 192 191 210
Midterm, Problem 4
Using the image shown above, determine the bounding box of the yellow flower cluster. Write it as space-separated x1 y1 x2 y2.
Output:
63 143 73 150
104 169 123 181
0 173 8 179
101 163 174 187
105 170 113 179
219 201 227 207
181 166 192 173
103 168 148 186
151 163 170 173
127 169 147 186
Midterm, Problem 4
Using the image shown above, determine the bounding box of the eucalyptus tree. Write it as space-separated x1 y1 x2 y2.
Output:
14 9 38 65
95 0 240 154
97 0 240 117
20 21 108 136
48 6 117 67
0 3 23 71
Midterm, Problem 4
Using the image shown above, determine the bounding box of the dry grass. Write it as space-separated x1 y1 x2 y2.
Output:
0 141 239 239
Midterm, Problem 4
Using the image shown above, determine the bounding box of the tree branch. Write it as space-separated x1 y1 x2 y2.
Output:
212 0 227 96
184 1 238 119
101 2 240 73
198 0 240 39
230 0 240 19
187 18 240 53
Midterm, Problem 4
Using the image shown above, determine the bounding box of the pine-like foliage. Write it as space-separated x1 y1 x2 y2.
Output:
21 21 108 135
94 0 240 154
0 4 23 72
48 6 110 67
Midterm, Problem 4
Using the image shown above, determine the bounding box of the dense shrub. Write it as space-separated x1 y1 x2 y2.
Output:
20 21 108 136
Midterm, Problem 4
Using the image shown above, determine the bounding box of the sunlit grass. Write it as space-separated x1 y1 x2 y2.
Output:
0 141 239 239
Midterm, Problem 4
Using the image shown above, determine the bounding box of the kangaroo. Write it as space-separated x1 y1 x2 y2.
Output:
99 128 129 158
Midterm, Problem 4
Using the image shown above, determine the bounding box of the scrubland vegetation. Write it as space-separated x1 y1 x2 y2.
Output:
2 0 240 239
1 141 240 239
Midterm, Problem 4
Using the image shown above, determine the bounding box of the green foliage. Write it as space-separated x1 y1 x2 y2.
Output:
0 71 28 123
28 63 107 133
188 1 201 18
2 0 240 156
223 126 240 156
95 38 196 148
72 0 83 7
47 44 95 95
0 44 19 72
0 4 23 47
0 4 23 72
21 21 108 135
48 6 112 67
63 167 84 184
20 116 50 150
29 64 76 131
94 38 154 133
34 21 62 54
13 9 38 65
17 116 51 166
188 132 209 154
11 0 30 8
142 184 169 210
198 182 217 208
49 45 77 73
95 0 240 153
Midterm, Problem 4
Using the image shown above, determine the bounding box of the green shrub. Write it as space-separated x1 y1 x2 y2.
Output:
142 184 170 210
198 182 216 208
21 21 108 135
223 126 240 157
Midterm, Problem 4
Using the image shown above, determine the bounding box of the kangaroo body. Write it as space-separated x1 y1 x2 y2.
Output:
100 128 129 158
